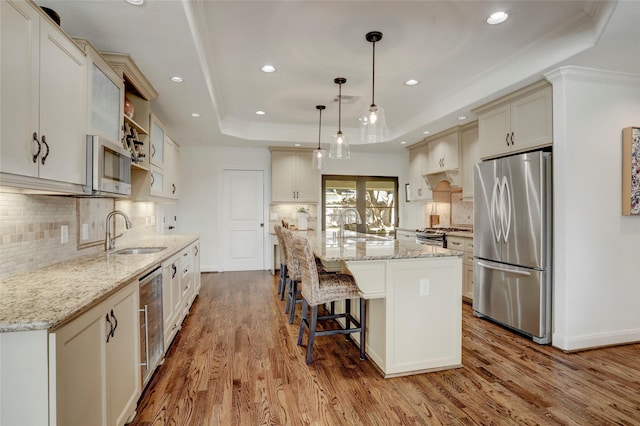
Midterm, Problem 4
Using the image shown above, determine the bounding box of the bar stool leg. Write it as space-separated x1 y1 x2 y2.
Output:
345 298 352 341
306 305 318 364
288 280 298 324
298 299 308 346
360 297 367 361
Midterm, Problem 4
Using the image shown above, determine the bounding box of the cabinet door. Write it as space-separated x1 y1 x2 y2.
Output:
164 136 180 199
461 125 479 200
106 283 140 426
150 168 164 196
0 0 40 178
38 16 87 185
441 133 459 171
193 242 201 293
479 104 510 159
426 141 443 173
271 151 296 202
150 116 165 168
294 151 319 202
162 260 177 349
52 304 108 426
510 86 553 153
409 146 431 201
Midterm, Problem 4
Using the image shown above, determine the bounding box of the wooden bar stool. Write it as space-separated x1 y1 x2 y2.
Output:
293 235 366 365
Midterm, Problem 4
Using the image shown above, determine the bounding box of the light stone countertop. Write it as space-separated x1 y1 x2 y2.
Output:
0 234 199 333
308 231 463 262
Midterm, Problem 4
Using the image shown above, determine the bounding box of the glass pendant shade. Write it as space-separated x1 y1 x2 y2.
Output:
329 77 350 159
359 104 388 144
330 131 350 159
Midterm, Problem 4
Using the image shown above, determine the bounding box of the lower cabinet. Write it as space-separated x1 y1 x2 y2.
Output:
446 236 474 302
395 229 417 243
51 280 140 426
162 240 200 351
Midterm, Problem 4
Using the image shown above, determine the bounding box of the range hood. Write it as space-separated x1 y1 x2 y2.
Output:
423 170 461 190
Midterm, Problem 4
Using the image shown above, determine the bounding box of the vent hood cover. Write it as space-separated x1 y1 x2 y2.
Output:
423 171 461 190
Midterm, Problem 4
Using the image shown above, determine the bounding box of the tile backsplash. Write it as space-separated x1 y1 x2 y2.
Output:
269 204 318 233
422 192 473 228
0 193 156 278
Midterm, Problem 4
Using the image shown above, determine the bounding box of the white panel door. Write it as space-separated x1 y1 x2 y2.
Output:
222 170 264 271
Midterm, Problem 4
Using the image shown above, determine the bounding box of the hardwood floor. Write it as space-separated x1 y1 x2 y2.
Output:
130 271 640 425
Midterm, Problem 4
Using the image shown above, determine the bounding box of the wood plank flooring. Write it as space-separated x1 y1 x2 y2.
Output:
130 271 640 425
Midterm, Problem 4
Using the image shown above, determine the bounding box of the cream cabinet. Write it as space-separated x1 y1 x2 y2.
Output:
51 280 140 426
162 240 199 351
149 114 166 169
408 143 432 201
461 122 480 200
477 82 552 159
1 0 87 193
270 148 319 203
131 135 180 200
446 235 474 301
426 131 460 174
164 136 180 199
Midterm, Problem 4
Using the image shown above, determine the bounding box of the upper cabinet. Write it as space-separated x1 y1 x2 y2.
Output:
425 130 460 174
149 114 166 169
461 122 479 200
1 0 87 193
408 143 432 202
75 39 123 146
476 82 552 160
270 148 319 203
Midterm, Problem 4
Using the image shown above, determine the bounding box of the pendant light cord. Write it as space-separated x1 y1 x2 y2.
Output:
338 82 342 132
317 108 322 149
371 40 376 107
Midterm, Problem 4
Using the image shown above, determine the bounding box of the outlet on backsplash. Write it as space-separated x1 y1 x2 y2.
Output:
269 204 318 232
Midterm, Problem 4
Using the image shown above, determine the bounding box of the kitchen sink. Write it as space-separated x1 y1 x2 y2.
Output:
111 246 167 255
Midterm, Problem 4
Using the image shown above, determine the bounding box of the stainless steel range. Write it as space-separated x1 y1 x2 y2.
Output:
416 227 472 248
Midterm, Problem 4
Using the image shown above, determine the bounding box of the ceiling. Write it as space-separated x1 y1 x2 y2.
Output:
36 0 640 154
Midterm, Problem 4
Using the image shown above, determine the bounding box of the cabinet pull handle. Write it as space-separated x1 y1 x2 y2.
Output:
150 174 155 186
140 305 150 367
510 132 514 146
40 135 50 165
195 246 198 256
110 309 118 336
152 144 156 158
172 263 177 278
105 313 113 342
172 183 176 194
505 133 510 146
32 132 41 163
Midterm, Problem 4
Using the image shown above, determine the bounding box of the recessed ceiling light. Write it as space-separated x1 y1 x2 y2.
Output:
261 65 276 73
400 141 407 145
256 110 266 116
170 76 184 83
294 143 301 147
487 11 508 25
404 79 419 86
422 130 431 135
191 113 200 118
125 0 144 5
458 115 467 121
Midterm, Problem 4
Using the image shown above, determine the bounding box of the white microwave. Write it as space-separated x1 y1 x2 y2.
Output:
85 135 132 197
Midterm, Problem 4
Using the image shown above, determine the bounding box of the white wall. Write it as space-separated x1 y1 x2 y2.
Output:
546 66 640 351
178 146 409 272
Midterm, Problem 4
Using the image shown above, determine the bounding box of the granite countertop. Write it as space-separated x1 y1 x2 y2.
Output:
0 234 199 333
308 231 463 262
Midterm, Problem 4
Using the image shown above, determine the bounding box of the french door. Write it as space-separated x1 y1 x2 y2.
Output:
322 175 398 236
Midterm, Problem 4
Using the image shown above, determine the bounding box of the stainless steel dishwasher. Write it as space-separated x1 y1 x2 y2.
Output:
138 265 164 388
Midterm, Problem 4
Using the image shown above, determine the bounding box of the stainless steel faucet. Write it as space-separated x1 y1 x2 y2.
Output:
337 208 362 238
105 210 133 251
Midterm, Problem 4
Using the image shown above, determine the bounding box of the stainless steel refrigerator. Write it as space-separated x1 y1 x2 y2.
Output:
473 150 552 344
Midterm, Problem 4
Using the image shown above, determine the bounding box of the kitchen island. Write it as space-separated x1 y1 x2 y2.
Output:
307 231 463 378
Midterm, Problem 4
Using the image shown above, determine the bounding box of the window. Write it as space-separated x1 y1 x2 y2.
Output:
322 175 398 236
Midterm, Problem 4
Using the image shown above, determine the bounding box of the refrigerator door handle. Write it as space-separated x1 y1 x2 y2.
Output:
501 176 512 243
491 177 502 242
477 261 532 277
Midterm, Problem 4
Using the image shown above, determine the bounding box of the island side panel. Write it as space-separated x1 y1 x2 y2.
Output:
385 257 462 377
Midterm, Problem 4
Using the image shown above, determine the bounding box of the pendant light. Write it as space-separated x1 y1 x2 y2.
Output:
312 105 327 170
329 77 350 159
359 31 389 144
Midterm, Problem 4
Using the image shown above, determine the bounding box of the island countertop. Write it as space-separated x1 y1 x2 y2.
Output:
0 234 199 333
307 231 463 262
